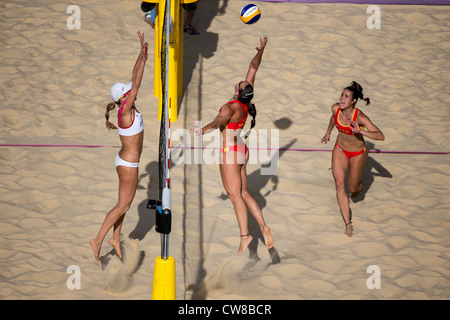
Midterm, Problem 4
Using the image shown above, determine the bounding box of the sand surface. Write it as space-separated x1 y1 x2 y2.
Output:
0 0 449 299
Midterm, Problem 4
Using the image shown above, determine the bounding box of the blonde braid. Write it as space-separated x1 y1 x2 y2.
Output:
105 101 119 130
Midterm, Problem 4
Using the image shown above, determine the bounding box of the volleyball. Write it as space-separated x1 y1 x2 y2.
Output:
240 4 261 25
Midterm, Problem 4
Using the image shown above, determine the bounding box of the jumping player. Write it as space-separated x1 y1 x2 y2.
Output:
91 31 148 261
193 36 274 255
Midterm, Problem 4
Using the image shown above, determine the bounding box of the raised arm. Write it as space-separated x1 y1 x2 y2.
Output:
123 31 148 111
245 36 268 87
132 31 147 79
199 104 233 135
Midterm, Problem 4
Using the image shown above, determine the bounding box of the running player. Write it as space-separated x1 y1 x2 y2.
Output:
321 81 385 237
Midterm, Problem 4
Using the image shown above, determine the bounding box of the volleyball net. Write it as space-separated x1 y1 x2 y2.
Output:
142 0 176 300
142 0 172 258
159 0 170 202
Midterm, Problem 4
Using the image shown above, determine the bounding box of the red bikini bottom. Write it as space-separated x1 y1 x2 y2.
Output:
221 143 248 156
335 143 366 159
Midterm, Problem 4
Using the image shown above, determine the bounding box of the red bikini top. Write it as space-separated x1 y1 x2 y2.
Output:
220 100 248 130
334 107 363 135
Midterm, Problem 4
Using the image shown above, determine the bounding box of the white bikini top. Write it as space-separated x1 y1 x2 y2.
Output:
117 102 144 136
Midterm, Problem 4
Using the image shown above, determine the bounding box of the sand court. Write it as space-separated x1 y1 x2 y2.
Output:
0 0 449 299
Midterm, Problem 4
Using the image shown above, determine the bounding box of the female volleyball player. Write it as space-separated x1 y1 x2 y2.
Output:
321 81 385 237
194 36 274 255
91 31 148 261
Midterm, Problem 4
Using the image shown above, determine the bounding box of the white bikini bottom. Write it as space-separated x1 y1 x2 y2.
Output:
115 154 139 168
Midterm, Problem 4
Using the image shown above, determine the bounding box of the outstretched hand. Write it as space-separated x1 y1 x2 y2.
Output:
256 36 268 52
189 121 202 136
137 31 146 48
137 31 148 62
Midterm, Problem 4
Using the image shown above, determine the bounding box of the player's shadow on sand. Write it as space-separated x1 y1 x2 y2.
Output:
244 138 297 268
218 127 297 269
95 162 158 275
96 160 156 270
128 161 159 240
179 0 228 119
350 141 393 203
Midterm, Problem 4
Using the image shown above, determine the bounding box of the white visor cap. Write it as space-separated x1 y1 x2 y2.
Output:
110 81 132 102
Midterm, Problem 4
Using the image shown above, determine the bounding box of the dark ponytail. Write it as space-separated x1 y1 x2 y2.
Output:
248 102 256 129
345 81 370 106
238 83 256 129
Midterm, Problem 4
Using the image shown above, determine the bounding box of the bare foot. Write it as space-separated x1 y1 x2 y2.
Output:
109 238 122 260
345 222 353 238
262 226 274 250
351 181 363 199
90 239 100 262
237 234 253 256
